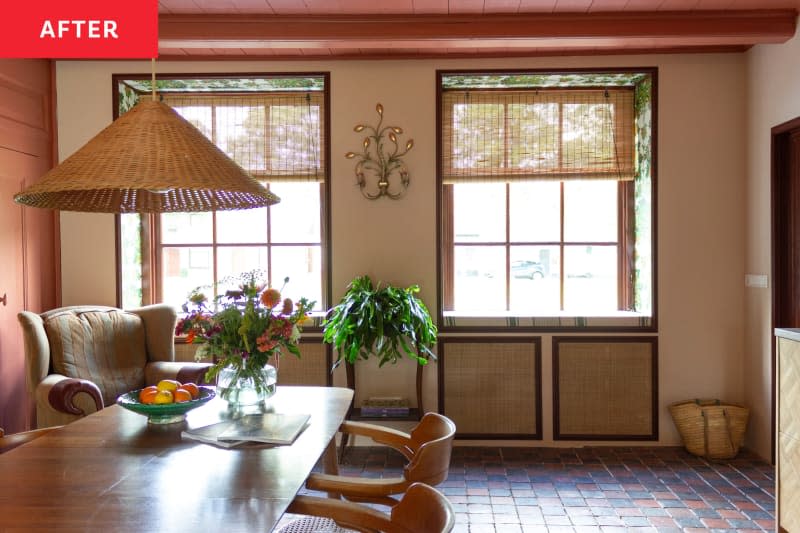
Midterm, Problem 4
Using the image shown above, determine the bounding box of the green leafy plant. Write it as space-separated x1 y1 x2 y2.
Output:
322 275 437 367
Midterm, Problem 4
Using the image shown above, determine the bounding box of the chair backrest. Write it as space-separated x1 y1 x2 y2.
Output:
390 482 455 533
404 413 456 486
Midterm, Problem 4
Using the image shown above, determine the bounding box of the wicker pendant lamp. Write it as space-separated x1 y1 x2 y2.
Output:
14 98 279 213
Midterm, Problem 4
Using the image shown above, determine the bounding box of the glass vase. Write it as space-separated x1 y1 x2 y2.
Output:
217 364 277 407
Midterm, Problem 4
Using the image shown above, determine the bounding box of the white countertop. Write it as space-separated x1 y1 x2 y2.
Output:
776 328 800 342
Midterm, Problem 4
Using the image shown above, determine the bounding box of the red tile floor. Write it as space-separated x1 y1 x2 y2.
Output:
283 446 775 532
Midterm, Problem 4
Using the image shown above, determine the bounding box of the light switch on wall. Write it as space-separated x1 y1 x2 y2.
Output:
745 274 769 288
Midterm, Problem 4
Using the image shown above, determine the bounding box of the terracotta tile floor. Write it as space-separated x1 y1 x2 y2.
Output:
281 446 775 532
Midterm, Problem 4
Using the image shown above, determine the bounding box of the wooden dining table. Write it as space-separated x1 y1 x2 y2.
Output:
0 385 353 532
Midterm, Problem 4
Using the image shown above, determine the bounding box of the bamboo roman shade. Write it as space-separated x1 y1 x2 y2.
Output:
442 89 634 183
161 92 325 182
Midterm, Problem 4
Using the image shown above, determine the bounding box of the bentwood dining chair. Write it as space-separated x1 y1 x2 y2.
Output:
306 412 456 507
278 482 455 533
0 426 61 454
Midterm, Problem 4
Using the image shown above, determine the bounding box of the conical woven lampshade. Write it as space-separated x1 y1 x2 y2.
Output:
14 100 280 213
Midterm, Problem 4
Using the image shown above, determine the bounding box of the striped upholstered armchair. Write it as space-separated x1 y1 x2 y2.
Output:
18 304 212 428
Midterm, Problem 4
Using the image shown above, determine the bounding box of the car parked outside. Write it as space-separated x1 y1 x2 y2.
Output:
511 260 545 279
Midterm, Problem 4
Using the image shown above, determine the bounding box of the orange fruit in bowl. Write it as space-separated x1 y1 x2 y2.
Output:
153 390 174 404
180 382 200 399
138 386 158 404
156 379 181 392
173 388 193 403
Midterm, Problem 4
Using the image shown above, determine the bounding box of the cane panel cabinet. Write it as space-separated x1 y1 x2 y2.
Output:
776 328 800 533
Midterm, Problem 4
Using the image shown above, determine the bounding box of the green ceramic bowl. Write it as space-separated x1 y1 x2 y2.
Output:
117 386 216 424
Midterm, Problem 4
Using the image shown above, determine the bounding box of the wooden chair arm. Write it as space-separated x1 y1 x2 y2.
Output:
339 421 415 460
288 483 454 533
288 495 402 533
305 473 409 505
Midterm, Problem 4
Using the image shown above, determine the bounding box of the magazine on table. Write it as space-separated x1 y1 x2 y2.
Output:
183 413 311 447
181 420 248 448
216 413 311 445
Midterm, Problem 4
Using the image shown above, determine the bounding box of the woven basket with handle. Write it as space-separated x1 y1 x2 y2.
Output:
668 399 749 460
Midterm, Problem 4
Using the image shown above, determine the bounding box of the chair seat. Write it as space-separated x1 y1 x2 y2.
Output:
276 516 355 533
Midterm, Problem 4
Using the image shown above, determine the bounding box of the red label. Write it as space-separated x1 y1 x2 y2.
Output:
1 0 158 58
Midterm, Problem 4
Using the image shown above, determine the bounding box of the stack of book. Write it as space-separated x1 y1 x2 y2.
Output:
181 413 311 448
360 396 410 417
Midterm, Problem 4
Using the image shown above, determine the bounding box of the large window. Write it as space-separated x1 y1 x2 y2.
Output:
439 71 654 328
117 76 329 315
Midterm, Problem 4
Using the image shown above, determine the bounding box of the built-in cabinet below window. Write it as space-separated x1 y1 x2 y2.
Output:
775 328 800 532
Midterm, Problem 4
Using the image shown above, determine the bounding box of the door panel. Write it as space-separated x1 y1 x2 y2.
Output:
0 59 55 432
0 172 25 432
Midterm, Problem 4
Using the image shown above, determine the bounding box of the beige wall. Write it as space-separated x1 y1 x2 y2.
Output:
745 34 800 461
56 53 747 446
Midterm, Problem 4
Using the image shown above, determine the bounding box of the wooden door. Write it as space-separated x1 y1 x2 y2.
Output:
773 123 800 330
0 60 56 433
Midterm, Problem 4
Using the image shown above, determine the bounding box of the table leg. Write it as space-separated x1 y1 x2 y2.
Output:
338 432 350 464
322 438 341 500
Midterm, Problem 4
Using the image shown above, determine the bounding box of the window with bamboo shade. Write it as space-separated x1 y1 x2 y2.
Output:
115 75 329 317
438 70 655 329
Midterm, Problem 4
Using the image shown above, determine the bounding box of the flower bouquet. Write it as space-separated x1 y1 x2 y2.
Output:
176 270 314 405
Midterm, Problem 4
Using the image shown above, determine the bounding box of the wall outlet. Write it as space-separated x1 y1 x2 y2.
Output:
745 274 769 288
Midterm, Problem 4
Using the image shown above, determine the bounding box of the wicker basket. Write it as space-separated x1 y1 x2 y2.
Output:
668 399 750 460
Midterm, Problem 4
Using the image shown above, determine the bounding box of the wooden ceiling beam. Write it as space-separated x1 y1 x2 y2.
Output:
158 9 797 50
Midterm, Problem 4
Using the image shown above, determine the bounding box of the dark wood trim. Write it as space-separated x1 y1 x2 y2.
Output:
436 73 445 322
141 214 155 305
552 335 658 441
439 323 657 334
441 185 454 311
770 115 800 465
438 336 542 440
114 217 122 308
155 45 753 62
619 181 635 310
158 10 796 51
649 67 660 333
323 340 333 387
112 79 122 308
322 71 332 314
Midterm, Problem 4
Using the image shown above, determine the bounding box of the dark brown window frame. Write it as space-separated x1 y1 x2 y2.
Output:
436 67 658 333
112 72 332 327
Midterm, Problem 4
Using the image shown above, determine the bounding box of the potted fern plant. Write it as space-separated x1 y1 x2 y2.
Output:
322 275 437 422
322 275 437 368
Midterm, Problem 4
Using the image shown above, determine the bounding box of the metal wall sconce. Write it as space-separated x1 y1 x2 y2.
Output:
346 103 413 200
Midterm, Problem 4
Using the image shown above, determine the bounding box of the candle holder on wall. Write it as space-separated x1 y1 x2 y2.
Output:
345 103 414 200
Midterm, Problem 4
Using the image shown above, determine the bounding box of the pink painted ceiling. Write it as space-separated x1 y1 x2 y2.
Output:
156 0 800 59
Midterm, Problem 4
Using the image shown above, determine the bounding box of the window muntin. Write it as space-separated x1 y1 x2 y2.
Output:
439 71 653 324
